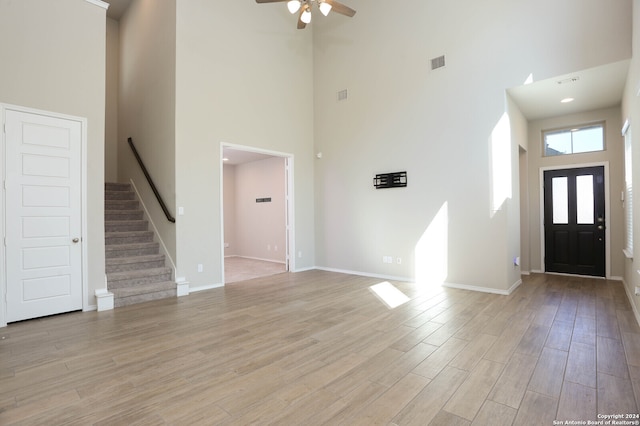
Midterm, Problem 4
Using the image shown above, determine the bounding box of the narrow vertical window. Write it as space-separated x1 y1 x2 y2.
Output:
552 177 569 224
624 122 633 258
576 175 594 224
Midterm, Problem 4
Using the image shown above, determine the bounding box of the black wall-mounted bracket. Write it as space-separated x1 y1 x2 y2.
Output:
373 171 407 189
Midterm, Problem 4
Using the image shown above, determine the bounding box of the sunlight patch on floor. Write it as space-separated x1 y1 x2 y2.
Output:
369 281 411 309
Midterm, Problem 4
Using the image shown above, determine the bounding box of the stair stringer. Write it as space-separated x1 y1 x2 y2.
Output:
129 179 178 288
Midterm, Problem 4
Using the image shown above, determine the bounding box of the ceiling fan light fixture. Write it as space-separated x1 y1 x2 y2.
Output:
319 1 332 16
301 8 312 24
287 0 301 14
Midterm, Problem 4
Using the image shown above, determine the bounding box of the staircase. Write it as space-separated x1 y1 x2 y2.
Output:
105 182 176 307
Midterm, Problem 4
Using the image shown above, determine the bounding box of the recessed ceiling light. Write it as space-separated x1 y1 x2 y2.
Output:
561 97 574 103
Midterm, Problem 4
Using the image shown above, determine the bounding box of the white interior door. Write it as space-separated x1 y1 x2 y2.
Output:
4 109 83 322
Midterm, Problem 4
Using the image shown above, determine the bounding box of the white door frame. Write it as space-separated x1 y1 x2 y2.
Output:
219 142 295 283
0 103 88 327
538 161 611 278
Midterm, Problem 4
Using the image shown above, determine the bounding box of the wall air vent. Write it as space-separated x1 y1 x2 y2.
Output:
337 89 348 101
430 55 446 70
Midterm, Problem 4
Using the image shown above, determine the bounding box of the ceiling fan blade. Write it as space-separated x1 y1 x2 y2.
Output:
297 5 308 29
255 0 289 3
325 0 356 17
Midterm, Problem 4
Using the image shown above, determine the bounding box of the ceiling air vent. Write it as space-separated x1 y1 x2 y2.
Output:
337 89 348 101
430 55 445 70
557 76 579 85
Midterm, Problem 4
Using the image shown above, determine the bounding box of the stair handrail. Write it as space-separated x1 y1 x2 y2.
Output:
127 137 176 223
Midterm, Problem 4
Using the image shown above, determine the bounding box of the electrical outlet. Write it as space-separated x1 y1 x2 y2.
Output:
197 264 203 273
635 286 640 296
396 257 402 265
298 251 302 258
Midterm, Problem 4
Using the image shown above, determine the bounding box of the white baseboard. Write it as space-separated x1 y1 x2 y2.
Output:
622 278 640 328
189 283 225 293
232 255 286 265
315 266 411 283
443 278 522 296
291 266 316 273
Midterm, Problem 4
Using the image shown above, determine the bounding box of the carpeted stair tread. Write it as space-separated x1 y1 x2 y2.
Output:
112 281 177 308
107 266 171 281
104 182 175 307
106 254 166 273
105 242 160 258
111 280 176 298
105 182 132 191
105 220 148 232
105 230 154 245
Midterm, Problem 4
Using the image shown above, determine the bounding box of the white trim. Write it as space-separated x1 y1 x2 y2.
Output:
0 103 88 327
544 271 606 280
129 179 177 281
444 279 522 296
623 248 633 259
315 266 411 283
189 282 224 293
84 0 109 10
315 266 523 295
538 162 611 278
622 277 640 327
220 142 296 286
228 255 286 265
176 277 190 297
95 288 114 311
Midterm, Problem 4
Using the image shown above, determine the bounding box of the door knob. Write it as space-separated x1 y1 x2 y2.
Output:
597 225 604 230
72 238 80 243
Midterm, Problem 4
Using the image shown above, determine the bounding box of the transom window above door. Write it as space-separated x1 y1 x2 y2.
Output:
543 123 604 157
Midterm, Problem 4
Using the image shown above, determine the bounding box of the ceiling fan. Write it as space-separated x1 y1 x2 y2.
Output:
256 0 356 29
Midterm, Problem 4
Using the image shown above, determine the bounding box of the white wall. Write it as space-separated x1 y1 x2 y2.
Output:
0 0 107 308
118 0 177 261
105 17 119 182
175 0 315 289
312 0 632 292
622 0 640 321
235 157 287 263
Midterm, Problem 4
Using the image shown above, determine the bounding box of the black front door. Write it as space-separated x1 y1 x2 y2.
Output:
544 166 605 277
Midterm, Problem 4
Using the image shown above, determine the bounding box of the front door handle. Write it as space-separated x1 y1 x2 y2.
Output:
597 225 605 230
72 238 80 243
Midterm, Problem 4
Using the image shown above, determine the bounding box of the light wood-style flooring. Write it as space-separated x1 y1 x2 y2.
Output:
224 257 287 284
1 271 639 425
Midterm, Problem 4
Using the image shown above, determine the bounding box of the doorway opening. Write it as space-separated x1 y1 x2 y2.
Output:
541 163 609 277
220 144 294 284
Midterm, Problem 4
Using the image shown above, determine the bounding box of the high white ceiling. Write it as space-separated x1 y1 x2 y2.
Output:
508 60 630 121
103 2 630 131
